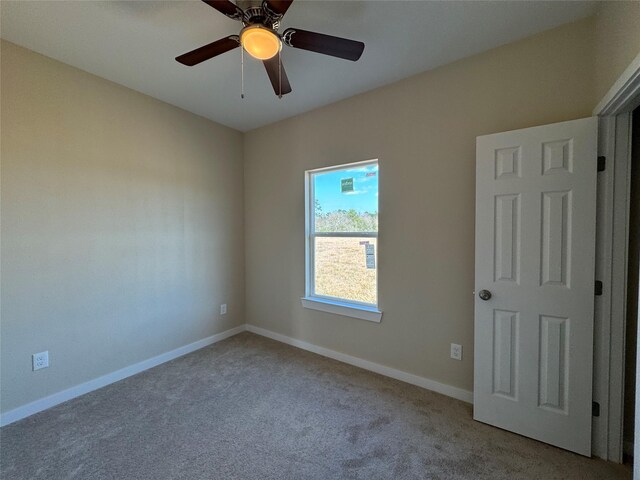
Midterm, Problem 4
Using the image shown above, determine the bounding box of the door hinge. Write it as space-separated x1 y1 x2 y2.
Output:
595 280 603 296
592 401 600 417
597 156 606 172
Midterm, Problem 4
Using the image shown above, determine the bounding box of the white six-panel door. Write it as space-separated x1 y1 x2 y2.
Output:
474 117 598 456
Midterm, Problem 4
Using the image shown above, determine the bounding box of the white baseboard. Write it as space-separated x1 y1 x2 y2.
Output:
245 324 473 404
0 324 246 427
2 323 473 427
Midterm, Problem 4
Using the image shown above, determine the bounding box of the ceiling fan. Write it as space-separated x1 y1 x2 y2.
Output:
175 0 365 97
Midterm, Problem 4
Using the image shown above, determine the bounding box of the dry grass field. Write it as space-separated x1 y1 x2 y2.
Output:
314 237 377 304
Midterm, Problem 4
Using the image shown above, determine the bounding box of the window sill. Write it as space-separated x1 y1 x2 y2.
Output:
301 297 382 323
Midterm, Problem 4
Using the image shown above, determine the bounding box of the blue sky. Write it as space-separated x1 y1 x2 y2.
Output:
314 163 378 214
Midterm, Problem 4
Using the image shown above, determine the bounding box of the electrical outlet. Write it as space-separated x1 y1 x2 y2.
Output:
32 351 49 371
450 343 462 361
220 304 227 315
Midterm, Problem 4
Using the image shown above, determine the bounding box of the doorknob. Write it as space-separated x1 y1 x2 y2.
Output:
478 290 492 301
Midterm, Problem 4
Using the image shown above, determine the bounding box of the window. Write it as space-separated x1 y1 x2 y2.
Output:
302 160 381 322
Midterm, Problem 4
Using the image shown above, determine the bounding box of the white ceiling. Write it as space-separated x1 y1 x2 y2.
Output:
1 1 598 131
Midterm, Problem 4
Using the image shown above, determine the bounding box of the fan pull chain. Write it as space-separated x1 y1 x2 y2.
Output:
241 46 245 99
278 50 282 99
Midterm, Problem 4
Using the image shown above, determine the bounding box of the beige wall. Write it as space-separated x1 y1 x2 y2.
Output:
243 18 597 393
0 41 245 413
595 1 640 102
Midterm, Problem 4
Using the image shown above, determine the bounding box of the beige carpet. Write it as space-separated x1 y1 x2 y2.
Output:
0 332 631 479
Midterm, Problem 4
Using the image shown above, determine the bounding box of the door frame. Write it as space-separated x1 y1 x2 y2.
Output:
592 52 640 462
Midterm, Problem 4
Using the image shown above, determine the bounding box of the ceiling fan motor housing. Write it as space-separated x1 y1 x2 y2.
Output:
240 1 283 30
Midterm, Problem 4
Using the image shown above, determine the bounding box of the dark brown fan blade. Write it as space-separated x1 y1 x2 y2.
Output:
176 36 240 66
202 0 243 20
264 0 293 16
263 56 292 96
282 28 364 61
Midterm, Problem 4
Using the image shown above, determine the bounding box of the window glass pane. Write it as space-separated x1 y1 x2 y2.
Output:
314 237 377 304
313 163 378 233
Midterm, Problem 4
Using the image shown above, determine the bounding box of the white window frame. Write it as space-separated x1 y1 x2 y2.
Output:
301 159 382 322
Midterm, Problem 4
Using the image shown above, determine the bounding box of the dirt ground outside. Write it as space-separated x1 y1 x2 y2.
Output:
314 237 377 304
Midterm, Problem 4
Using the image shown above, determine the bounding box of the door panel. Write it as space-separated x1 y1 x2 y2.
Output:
494 194 520 283
492 309 519 399
474 117 598 456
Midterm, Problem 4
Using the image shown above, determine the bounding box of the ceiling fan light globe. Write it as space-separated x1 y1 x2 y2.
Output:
240 25 281 60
